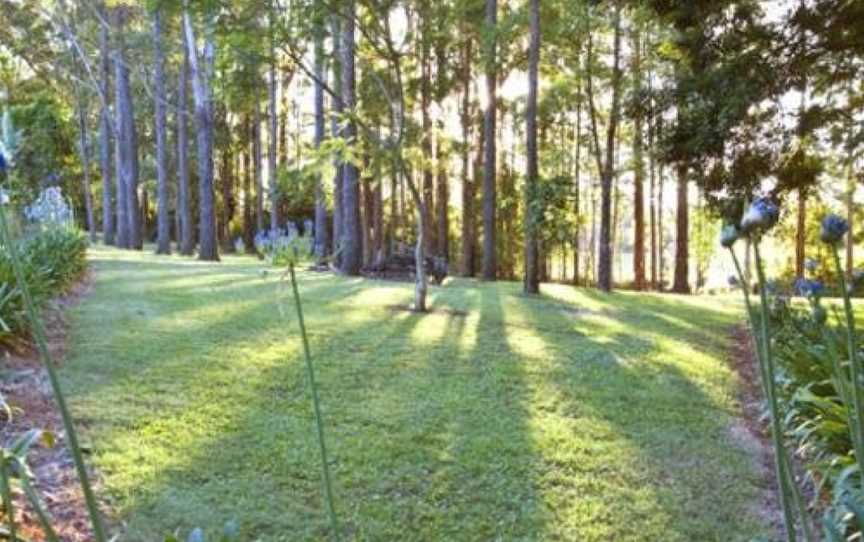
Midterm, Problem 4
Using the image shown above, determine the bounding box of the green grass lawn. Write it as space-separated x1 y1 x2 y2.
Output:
61 245 770 541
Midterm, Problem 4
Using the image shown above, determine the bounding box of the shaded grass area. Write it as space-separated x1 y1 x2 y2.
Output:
61 245 770 540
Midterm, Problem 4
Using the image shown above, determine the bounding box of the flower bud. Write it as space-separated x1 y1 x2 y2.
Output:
820 214 849 245
740 197 780 235
720 225 739 248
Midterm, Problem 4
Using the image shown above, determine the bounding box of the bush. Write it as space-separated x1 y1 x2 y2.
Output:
0 226 87 347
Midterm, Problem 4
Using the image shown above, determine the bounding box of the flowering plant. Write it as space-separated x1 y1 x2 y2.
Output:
820 214 849 245
740 197 780 235
24 186 73 228
254 225 311 266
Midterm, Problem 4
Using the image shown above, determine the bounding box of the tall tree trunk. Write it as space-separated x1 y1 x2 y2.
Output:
153 7 171 254
220 132 235 252
436 128 449 262
362 167 373 266
373 177 384 264
177 28 194 255
795 187 806 278
183 5 219 261
523 0 540 294
631 23 645 290
254 94 264 233
420 10 435 255
649 92 658 289
339 0 362 275
481 0 498 280
243 118 255 252
331 16 344 260
672 164 690 293
460 39 475 276
268 11 280 231
97 7 114 245
573 85 582 285
313 8 328 259
113 8 140 249
587 1 623 292
76 99 97 242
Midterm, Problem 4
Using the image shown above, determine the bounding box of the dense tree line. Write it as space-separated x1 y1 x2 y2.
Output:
0 0 860 308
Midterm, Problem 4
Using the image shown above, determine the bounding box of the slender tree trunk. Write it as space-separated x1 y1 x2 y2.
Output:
589 1 623 292
632 24 645 290
254 94 264 233
523 0 540 294
373 177 384 264
154 8 171 254
573 87 582 285
649 95 658 289
268 12 280 231
243 119 255 252
339 0 362 275
460 39 475 276
113 110 128 248
481 0 498 280
331 17 344 260
795 187 806 278
177 28 194 255
420 11 435 254
313 9 328 259
436 128 449 262
183 5 219 261
97 8 114 245
362 166 373 266
672 164 690 293
76 100 97 242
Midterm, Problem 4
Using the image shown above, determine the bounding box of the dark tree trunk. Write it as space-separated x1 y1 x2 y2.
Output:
481 0 497 281
220 135 235 252
649 91 658 289
573 86 582 285
97 8 114 245
373 177 384 264
420 21 435 254
154 8 171 254
672 164 690 293
460 39 475 276
436 131 449 262
76 100 97 242
331 16 344 260
795 187 806 278
183 6 219 261
632 24 645 290
177 28 194 255
243 119 255 252
339 1 362 275
254 96 264 233
588 1 623 292
268 13 280 231
313 12 328 259
523 0 540 294
362 167 373 266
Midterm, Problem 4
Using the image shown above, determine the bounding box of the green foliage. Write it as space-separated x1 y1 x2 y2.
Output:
0 225 87 347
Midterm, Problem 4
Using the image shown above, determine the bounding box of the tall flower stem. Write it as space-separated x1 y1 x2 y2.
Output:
287 262 339 538
0 176 107 541
830 246 864 480
752 241 801 542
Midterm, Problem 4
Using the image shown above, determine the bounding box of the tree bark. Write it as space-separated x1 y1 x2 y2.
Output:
331 16 344 260
672 164 690 293
183 5 219 261
420 12 435 255
481 0 498 280
460 39 475 276
97 7 114 245
573 85 582 285
436 127 449 262
254 93 264 233
243 118 255 252
113 7 141 249
153 7 171 254
795 187 806 278
523 0 540 295
632 23 645 290
177 27 194 255
76 100 97 242
313 9 328 259
339 0 362 275
268 10 280 231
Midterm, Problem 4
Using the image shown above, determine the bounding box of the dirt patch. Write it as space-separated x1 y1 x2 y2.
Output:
0 273 101 541
727 325 806 539
385 304 468 317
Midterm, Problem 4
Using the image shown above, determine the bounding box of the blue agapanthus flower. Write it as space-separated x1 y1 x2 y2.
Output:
795 277 825 299
719 224 739 248
820 214 849 245
740 197 780 234
0 151 6 173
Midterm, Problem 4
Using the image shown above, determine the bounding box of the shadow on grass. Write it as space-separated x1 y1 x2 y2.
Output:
62 250 767 541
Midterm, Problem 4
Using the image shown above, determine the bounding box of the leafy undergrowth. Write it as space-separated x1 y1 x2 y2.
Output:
61 246 771 541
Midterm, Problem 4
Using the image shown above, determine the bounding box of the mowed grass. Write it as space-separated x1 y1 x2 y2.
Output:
61 245 770 541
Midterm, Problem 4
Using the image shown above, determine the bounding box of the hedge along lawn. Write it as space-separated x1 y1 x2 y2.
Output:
62 245 770 541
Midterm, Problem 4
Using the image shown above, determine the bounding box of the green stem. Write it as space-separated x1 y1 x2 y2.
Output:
0 184 106 541
831 247 864 480
288 263 339 538
20 474 59 542
752 242 799 542
0 459 16 542
730 249 771 399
